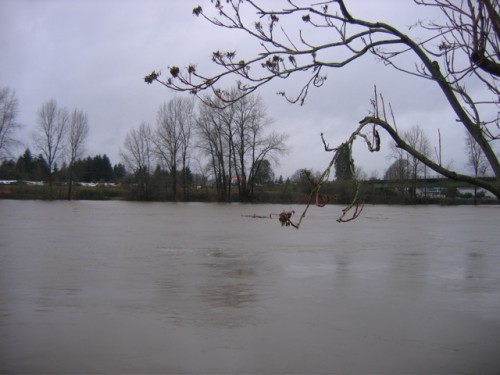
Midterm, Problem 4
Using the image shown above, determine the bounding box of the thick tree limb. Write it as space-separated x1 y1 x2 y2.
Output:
360 115 500 199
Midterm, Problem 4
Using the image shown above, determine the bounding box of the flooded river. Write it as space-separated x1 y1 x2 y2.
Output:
1 200 499 373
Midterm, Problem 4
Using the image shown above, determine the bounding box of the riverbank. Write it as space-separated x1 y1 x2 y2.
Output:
1 179 498 205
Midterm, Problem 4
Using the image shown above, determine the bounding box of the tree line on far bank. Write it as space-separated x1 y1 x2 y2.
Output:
1 153 494 204
0 149 123 183
0 86 289 201
0 83 494 204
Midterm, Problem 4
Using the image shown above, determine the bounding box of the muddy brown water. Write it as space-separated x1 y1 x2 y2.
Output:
1 200 499 373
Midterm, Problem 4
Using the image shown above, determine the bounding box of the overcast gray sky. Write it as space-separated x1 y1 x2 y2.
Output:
0 0 492 179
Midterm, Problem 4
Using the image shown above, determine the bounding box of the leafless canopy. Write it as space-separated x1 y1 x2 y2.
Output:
0 86 21 160
34 100 69 197
67 109 89 200
121 122 154 199
153 97 196 198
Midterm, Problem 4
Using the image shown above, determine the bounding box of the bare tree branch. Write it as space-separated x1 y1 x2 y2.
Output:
147 0 500 221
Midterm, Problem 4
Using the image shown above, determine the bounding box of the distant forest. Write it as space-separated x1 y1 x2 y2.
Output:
0 87 496 204
0 147 496 205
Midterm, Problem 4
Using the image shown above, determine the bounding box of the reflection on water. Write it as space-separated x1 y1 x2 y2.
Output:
200 249 257 309
153 246 261 327
1 201 499 373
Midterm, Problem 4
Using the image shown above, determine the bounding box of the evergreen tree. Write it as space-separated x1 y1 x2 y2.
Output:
112 163 127 182
253 159 274 185
32 154 49 181
15 149 34 180
0 159 16 179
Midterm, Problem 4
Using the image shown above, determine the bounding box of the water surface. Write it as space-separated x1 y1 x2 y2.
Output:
1 200 499 373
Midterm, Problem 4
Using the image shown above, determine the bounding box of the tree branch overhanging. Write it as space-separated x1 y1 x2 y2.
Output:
147 0 500 223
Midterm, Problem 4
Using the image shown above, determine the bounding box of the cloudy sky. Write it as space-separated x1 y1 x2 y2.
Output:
0 0 492 179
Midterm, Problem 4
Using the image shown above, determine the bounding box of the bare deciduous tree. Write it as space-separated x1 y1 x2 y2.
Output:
0 86 21 160
196 97 232 201
153 97 196 200
146 0 500 223
179 99 195 200
405 126 432 181
196 91 287 201
121 122 154 200
34 99 69 197
466 132 489 177
67 109 89 200
389 125 432 198
229 92 287 200
465 131 489 203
